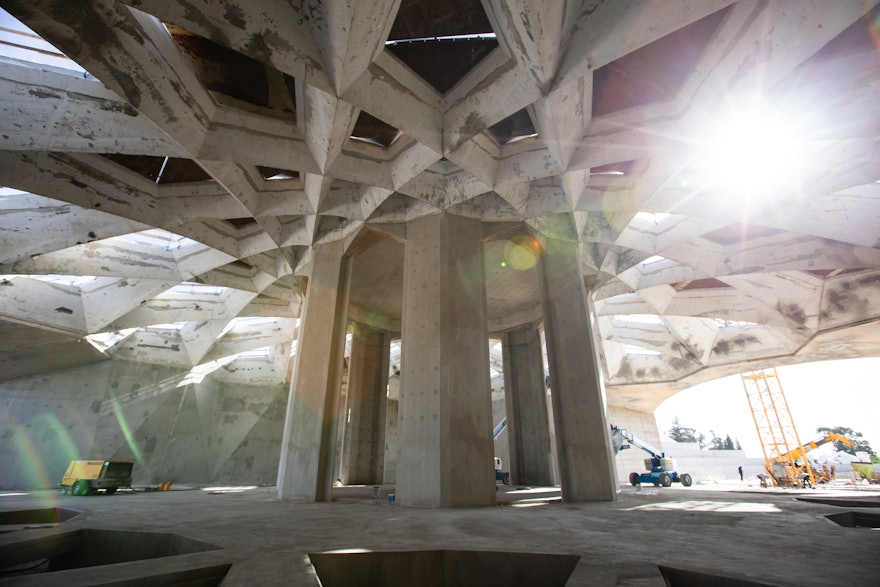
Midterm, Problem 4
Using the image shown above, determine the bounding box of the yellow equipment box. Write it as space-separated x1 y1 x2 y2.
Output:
61 460 133 496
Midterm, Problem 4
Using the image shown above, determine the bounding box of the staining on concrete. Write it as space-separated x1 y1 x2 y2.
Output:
244 32 273 65
712 336 759 355
777 302 807 327
109 70 143 110
97 100 140 117
459 111 487 141
28 89 61 100
222 397 246 412
223 4 247 29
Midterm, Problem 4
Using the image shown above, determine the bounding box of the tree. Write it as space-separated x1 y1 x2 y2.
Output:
667 417 705 447
707 431 737 450
816 426 876 457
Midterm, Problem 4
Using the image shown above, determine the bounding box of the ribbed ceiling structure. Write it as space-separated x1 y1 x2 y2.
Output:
0 1 878 413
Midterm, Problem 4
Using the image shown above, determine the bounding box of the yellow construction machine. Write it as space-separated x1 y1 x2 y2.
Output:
765 433 851 488
60 460 133 496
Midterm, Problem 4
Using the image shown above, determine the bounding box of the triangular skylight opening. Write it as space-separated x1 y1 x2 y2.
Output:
165 23 296 117
673 278 732 290
225 217 258 229
484 108 537 146
119 229 197 250
350 111 401 148
800 3 880 64
0 8 90 76
385 0 497 94
30 274 98 287
592 6 730 116
257 166 300 181
702 223 784 246
102 154 212 184
590 160 636 176
624 344 661 356
804 268 863 278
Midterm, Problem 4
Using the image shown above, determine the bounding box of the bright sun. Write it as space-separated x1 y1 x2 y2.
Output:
698 96 813 200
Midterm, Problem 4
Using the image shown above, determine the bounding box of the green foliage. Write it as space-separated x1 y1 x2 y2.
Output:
666 417 705 448
707 431 738 451
817 426 876 457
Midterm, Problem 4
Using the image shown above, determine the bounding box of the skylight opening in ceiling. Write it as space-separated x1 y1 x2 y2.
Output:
119 228 198 250
219 316 283 338
713 319 759 328
624 344 661 356
385 0 498 93
30 274 98 287
0 187 28 197
484 109 537 146
673 277 731 290
385 33 496 45
234 346 272 359
165 282 226 296
641 255 666 266
102 154 213 185
350 111 402 147
164 23 297 117
0 8 90 76
145 322 187 331
592 7 729 117
85 328 138 352
590 161 636 176
257 166 300 181
614 314 664 326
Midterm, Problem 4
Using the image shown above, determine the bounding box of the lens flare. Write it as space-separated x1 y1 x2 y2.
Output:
502 235 542 270
111 397 146 469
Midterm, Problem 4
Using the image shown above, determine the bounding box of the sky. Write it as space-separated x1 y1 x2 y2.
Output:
654 357 880 458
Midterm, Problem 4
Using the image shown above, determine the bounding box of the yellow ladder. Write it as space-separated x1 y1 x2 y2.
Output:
740 368 815 487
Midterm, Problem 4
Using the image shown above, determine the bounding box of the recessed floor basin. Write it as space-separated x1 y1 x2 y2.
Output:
309 549 580 587
0 508 79 526
659 565 780 586
826 511 880 528
0 529 221 576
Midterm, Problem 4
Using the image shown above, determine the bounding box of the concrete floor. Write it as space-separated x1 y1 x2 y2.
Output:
1 483 878 586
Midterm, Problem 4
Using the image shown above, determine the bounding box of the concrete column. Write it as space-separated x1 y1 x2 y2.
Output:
502 323 553 486
277 241 351 501
538 234 617 502
342 323 390 485
397 213 495 507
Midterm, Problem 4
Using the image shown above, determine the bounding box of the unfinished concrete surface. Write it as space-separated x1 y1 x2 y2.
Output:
1 485 879 586
0 0 879 582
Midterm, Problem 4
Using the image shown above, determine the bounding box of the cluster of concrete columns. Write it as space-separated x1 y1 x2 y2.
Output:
277 213 616 507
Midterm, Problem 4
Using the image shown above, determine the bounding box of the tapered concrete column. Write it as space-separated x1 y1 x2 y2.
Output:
277 241 351 501
342 323 390 485
397 213 496 507
538 234 617 502
502 323 553 486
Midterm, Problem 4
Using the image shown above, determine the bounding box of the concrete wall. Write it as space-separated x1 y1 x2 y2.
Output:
609 406 765 484
609 406 665 484
658 441 764 483
0 359 287 490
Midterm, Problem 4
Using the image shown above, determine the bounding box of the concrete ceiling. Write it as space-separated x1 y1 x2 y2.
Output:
0 0 878 412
